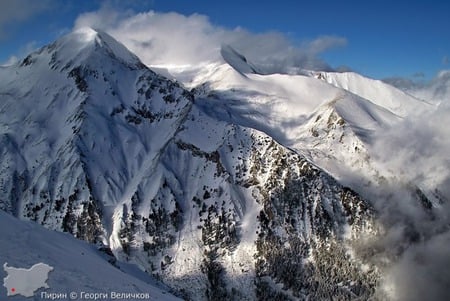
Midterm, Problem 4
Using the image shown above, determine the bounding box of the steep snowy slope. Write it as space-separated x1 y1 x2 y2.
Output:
0 28 386 300
0 211 181 300
111 100 381 300
189 62 344 143
313 71 430 116
142 39 448 300
290 92 401 185
184 61 404 187
0 27 193 241
220 44 261 75
190 58 449 218
182 57 450 295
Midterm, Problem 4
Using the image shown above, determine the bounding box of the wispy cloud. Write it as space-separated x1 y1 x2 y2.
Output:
0 0 53 39
383 69 450 105
305 35 347 54
1 40 39 66
364 82 450 299
385 230 450 301
373 106 450 189
0 55 18 67
412 72 425 78
74 6 346 72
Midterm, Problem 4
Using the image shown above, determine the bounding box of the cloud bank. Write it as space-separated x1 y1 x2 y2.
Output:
384 70 450 105
74 6 346 73
364 90 450 300
1 40 40 67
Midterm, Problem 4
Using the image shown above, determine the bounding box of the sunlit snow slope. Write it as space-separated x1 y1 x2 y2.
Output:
0 211 181 300
0 28 446 301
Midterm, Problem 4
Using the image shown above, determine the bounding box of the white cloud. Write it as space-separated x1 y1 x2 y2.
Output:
373 106 450 189
74 8 346 72
1 55 18 67
361 89 450 300
305 35 347 54
385 230 450 301
1 40 39 66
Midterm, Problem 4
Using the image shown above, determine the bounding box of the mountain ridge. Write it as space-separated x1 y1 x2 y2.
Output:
1 28 447 300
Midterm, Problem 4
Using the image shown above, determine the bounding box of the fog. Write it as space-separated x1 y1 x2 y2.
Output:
362 100 450 300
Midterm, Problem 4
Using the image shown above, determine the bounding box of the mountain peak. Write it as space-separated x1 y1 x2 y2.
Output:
70 27 99 43
220 44 260 75
20 27 143 71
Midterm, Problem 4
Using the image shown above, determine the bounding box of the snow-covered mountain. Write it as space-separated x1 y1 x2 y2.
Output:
1 28 448 300
0 211 181 300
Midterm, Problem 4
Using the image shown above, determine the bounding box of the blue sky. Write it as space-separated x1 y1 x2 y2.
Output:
0 0 449 80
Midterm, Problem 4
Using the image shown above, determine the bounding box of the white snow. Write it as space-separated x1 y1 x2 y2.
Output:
315 71 430 116
0 211 181 300
1 27 448 301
